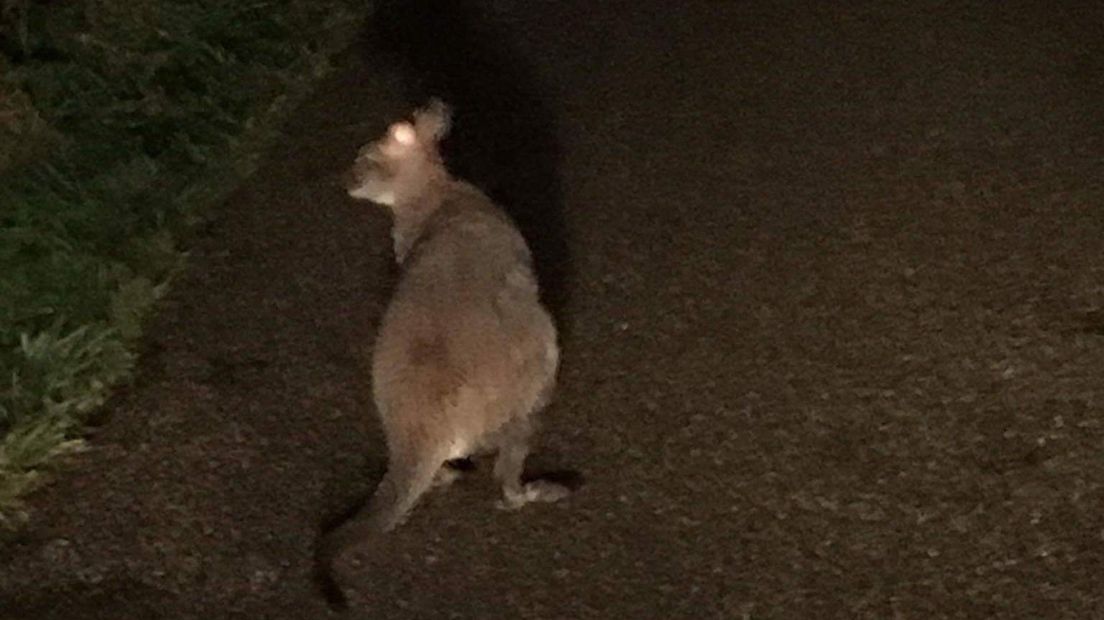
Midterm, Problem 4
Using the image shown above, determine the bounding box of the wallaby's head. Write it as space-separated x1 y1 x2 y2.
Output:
344 100 452 209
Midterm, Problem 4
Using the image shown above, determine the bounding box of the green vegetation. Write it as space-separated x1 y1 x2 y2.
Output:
0 0 366 526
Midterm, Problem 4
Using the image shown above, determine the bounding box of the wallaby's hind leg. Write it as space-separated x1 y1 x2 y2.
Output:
493 416 532 508
493 417 571 510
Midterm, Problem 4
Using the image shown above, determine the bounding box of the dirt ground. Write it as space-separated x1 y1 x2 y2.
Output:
3 1 1104 618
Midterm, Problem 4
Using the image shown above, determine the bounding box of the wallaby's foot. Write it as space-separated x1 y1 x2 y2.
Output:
497 479 572 510
491 417 571 510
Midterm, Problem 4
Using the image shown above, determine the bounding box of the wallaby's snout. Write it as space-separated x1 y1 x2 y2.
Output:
340 162 366 194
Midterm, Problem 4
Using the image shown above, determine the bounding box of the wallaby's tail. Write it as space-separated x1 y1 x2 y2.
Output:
315 452 443 609
361 450 443 534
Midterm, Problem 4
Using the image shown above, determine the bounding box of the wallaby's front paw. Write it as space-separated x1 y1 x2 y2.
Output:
496 479 572 510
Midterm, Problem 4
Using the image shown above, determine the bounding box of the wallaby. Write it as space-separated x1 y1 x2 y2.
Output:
325 100 570 569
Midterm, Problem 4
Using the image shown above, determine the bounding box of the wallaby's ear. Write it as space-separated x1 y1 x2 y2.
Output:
413 99 452 144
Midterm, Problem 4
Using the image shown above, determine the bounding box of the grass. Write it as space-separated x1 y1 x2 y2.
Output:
0 0 368 527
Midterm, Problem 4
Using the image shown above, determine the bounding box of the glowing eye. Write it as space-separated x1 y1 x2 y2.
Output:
392 123 416 145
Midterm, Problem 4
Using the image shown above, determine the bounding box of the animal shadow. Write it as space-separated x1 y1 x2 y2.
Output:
360 0 572 333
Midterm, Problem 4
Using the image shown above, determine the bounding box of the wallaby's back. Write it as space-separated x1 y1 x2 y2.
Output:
371 185 559 482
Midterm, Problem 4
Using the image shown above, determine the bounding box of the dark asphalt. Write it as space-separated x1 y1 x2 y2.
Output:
2 2 1103 619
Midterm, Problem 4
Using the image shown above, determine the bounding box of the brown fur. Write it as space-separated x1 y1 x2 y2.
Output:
332 101 569 557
